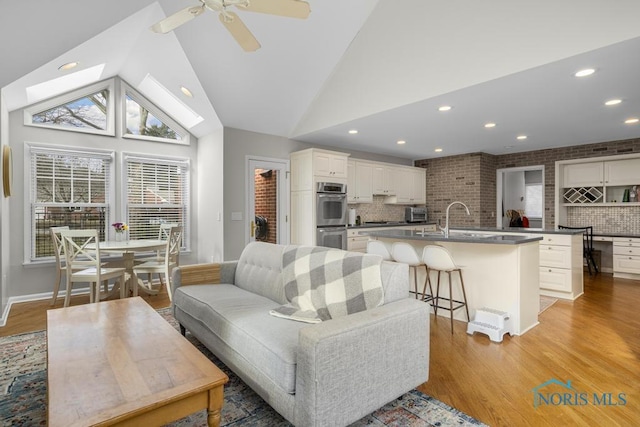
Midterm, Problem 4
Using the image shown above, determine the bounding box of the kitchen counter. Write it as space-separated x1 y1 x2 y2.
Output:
367 229 542 335
347 221 435 229
360 229 543 245
450 226 585 236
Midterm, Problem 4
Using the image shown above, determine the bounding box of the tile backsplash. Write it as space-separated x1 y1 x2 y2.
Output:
348 196 408 222
566 206 640 235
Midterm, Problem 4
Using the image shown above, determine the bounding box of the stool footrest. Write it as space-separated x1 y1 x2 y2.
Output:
467 308 515 343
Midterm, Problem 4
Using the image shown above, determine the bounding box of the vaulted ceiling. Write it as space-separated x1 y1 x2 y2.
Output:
1 0 640 160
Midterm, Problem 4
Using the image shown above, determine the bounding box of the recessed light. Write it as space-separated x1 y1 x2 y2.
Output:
438 105 452 112
397 140 406 145
574 68 595 77
517 135 527 140
504 146 514 150
605 99 622 106
484 123 496 128
625 118 639 124
58 62 79 71
434 148 443 153
348 129 358 134
180 86 193 97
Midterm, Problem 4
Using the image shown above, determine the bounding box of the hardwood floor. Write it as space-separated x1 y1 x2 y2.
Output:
0 286 171 337
420 272 640 427
1 273 639 426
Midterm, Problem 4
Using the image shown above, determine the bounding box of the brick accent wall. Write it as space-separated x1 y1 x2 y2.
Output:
415 153 496 227
254 169 277 243
415 137 640 229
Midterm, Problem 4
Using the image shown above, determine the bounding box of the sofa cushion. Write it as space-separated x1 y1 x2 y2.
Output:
271 245 384 323
174 284 308 394
234 242 287 304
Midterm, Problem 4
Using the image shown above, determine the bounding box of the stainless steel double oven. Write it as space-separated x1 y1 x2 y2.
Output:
316 182 347 250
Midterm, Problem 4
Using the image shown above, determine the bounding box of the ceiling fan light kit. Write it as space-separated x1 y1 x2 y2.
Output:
151 0 311 52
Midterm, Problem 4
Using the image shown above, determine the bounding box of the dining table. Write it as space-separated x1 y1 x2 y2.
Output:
88 239 167 298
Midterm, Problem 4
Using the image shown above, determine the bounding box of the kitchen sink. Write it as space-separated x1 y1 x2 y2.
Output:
448 232 493 238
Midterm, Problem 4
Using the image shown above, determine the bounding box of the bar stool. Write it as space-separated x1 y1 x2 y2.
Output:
366 240 393 261
391 242 434 304
422 245 469 333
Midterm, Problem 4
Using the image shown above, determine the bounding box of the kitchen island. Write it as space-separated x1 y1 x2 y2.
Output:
361 229 543 336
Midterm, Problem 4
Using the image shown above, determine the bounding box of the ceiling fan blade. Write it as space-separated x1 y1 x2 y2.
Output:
219 12 261 52
150 5 205 33
239 0 310 19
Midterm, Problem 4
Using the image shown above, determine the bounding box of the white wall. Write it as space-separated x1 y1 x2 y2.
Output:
5 95 201 300
196 129 224 263
223 127 412 260
0 91 8 318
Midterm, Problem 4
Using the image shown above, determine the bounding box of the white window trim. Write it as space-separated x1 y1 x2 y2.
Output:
24 142 116 264
121 152 191 251
23 79 116 137
120 82 191 146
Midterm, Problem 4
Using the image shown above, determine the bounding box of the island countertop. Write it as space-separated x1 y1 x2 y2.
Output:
450 226 586 236
359 228 543 245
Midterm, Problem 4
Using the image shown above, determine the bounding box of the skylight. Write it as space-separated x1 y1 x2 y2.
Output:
26 64 105 105
137 74 204 129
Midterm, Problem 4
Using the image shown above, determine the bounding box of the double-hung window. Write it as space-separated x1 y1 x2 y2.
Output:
28 144 114 261
124 153 190 250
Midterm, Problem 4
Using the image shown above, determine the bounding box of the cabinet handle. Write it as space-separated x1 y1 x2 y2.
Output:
548 269 552 272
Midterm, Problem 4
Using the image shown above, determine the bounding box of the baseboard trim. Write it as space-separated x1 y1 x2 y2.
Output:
0 286 92 327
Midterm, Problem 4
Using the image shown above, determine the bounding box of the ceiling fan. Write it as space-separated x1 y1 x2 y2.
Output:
151 0 311 52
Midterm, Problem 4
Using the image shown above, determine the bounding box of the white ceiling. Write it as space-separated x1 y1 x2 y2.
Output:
1 0 640 161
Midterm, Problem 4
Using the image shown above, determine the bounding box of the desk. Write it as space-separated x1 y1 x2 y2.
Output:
89 239 166 297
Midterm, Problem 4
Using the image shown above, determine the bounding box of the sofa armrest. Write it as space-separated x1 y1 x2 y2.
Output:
172 261 237 289
295 298 430 427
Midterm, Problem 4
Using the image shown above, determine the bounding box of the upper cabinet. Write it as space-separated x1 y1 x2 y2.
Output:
290 148 350 191
558 155 640 207
390 167 426 204
313 150 348 180
563 162 604 187
347 160 374 203
372 164 397 196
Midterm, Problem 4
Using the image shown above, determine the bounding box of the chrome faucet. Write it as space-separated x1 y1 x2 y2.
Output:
440 201 471 238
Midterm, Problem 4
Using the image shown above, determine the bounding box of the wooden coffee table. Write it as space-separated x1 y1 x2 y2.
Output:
47 297 228 427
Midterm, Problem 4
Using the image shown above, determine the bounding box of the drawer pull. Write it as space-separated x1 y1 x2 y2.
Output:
548 269 552 272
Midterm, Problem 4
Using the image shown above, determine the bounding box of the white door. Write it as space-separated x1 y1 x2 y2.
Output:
246 157 290 245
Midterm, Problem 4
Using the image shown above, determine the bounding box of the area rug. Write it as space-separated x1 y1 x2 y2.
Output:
539 295 559 314
0 308 487 427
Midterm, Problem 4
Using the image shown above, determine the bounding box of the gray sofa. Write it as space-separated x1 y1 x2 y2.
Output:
171 242 430 427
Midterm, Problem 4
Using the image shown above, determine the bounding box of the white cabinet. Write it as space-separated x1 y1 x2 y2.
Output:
563 162 604 187
613 237 640 278
394 167 426 204
313 151 348 179
290 148 350 245
559 156 640 206
347 228 369 252
538 233 584 300
348 161 374 203
372 164 397 196
604 158 640 185
290 190 314 245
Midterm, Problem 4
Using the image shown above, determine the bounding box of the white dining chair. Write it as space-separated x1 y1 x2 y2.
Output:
135 223 179 284
49 226 70 306
60 229 127 306
133 226 183 301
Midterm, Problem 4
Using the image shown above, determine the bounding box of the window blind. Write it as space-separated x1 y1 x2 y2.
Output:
29 145 113 260
124 154 189 249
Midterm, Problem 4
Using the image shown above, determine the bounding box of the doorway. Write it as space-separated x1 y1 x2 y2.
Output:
246 157 290 246
496 165 545 228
